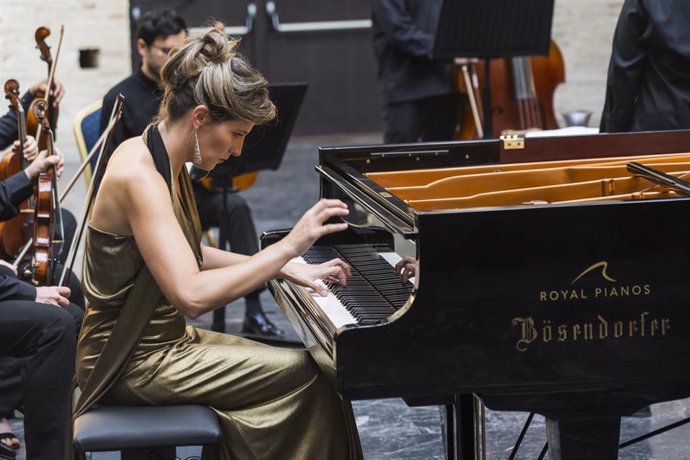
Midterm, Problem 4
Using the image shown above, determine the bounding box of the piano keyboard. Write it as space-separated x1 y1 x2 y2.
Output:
293 244 415 329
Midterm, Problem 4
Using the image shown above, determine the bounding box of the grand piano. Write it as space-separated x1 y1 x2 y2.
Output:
261 130 690 459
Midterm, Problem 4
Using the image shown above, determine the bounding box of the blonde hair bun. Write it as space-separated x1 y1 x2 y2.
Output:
158 27 276 125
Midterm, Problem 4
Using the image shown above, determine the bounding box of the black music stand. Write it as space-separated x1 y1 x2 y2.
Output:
432 0 555 138
201 82 308 337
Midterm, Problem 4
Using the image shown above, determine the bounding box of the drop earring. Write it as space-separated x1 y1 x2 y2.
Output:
193 130 203 165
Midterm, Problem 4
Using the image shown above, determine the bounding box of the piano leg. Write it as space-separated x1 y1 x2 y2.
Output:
445 394 477 460
545 416 621 460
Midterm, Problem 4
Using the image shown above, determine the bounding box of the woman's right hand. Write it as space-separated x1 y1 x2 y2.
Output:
395 256 418 284
280 199 349 257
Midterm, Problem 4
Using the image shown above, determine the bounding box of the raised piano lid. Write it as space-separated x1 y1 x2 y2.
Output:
315 130 690 415
317 130 690 235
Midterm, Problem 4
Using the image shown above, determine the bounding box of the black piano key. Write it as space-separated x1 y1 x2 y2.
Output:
303 244 415 324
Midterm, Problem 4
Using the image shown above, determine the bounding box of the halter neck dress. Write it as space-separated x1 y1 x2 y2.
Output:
75 126 362 459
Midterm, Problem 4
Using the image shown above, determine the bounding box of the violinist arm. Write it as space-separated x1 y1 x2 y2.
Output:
0 171 33 221
0 149 63 221
0 108 21 150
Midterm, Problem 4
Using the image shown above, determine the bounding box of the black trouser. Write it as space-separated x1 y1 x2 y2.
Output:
57 208 77 266
0 300 76 460
383 94 459 144
193 184 265 306
0 262 83 448
193 184 260 257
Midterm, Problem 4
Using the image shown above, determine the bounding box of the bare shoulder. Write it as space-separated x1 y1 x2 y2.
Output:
103 137 170 198
91 137 171 235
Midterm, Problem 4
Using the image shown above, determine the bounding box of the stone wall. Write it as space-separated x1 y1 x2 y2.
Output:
0 0 130 162
0 0 625 160
552 0 624 128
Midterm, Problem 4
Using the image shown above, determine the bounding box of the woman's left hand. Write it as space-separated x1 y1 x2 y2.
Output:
281 258 352 297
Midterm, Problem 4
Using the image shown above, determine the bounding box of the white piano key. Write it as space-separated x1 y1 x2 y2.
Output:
379 252 416 286
292 257 358 329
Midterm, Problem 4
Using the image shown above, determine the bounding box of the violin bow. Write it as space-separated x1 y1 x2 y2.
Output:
12 95 124 269
58 94 125 287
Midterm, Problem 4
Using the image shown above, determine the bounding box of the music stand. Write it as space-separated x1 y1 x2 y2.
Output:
200 82 308 335
432 0 555 138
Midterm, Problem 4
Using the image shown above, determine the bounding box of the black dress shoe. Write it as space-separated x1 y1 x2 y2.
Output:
242 312 285 337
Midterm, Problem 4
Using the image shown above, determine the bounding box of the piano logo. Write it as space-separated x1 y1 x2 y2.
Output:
571 261 616 284
539 260 651 302
514 261 666 352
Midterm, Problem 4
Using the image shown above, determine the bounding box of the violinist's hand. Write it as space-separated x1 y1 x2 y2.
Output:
29 78 65 107
395 256 418 284
24 148 63 181
280 199 350 257
0 259 18 275
13 135 39 161
280 258 352 297
35 285 71 308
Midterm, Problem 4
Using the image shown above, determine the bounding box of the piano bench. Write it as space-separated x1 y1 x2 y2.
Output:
72 404 222 460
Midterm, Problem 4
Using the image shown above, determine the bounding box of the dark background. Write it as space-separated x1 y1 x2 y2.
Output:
129 0 382 136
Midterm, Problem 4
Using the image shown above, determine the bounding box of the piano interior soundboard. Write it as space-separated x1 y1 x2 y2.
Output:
365 152 690 211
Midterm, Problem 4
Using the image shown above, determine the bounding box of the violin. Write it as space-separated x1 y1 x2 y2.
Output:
0 80 35 257
455 40 565 139
27 26 64 146
30 99 62 286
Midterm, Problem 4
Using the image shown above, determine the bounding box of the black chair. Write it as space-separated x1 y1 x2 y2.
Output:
72 404 222 460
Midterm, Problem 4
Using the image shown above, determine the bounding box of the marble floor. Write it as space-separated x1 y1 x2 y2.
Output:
7 133 690 459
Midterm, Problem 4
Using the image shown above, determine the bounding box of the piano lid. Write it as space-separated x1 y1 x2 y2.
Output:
317 130 690 225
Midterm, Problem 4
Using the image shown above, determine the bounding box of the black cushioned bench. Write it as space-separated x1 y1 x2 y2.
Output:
72 405 222 460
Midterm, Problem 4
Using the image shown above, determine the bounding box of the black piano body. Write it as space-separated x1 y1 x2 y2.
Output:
262 130 690 459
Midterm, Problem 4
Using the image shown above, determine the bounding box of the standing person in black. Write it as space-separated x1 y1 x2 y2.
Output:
371 0 458 143
99 8 283 337
0 149 81 460
600 0 690 133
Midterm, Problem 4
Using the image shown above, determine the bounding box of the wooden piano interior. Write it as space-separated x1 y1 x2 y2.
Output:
365 152 690 211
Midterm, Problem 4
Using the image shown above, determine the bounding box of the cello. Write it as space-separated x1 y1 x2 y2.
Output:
0 80 34 257
455 40 565 139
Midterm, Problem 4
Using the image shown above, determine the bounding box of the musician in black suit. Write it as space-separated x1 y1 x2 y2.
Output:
371 0 458 143
600 0 690 132
0 150 80 460
100 8 283 337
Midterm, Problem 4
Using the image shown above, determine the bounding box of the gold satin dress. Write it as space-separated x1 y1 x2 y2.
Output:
75 167 362 460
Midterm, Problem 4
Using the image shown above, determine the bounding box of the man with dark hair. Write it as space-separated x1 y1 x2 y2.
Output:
100 8 187 154
0 147 80 460
99 8 283 337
